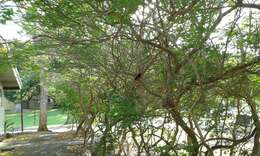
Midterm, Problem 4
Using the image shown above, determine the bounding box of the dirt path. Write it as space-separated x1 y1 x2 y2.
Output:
0 132 85 156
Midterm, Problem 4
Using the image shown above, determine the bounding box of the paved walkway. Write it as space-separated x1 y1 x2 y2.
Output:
0 131 85 156
23 124 76 132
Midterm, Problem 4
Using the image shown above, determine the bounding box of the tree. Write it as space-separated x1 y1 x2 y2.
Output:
11 0 260 155
10 41 50 131
38 69 48 131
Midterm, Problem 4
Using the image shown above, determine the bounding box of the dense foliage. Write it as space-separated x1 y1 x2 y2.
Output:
1 0 260 155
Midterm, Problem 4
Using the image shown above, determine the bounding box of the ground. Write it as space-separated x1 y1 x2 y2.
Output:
1 109 84 156
0 131 85 156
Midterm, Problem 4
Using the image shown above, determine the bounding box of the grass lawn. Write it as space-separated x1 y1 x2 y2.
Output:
5 109 68 130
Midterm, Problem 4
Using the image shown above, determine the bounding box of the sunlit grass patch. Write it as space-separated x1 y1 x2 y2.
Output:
5 109 67 130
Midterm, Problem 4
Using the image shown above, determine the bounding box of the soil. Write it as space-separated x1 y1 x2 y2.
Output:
0 131 86 156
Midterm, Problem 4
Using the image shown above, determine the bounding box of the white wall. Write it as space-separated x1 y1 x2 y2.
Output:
0 82 2 106
3 96 15 111
0 82 4 133
0 106 4 134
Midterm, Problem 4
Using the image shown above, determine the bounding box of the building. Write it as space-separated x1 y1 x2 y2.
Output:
26 95 55 109
0 66 22 133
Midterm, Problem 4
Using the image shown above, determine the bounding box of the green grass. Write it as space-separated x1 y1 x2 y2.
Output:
5 109 68 129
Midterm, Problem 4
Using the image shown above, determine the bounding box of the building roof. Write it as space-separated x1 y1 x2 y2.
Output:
0 66 22 90
0 42 22 90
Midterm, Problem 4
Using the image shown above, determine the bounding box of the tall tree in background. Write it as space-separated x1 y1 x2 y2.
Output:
10 40 50 131
38 69 48 131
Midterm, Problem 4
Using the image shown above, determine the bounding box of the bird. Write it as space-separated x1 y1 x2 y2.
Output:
134 73 142 81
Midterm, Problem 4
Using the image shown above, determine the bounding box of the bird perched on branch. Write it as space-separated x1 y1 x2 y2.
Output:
134 73 142 81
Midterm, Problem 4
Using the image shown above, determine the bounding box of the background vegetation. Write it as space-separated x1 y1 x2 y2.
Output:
0 0 259 155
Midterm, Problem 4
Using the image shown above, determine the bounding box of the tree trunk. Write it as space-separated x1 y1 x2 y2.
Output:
163 53 199 156
169 108 199 156
245 97 260 156
252 124 260 156
38 70 48 131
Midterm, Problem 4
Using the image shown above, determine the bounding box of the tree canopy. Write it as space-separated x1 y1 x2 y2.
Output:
1 0 260 155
